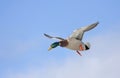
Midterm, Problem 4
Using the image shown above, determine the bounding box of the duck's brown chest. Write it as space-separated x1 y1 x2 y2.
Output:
59 40 68 47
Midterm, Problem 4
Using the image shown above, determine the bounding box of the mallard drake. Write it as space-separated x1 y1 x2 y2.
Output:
44 22 99 56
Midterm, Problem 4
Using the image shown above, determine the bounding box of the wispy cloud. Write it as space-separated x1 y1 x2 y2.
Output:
6 54 120 78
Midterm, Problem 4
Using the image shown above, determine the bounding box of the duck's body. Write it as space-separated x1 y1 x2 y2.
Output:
61 38 84 51
66 38 83 50
44 22 99 56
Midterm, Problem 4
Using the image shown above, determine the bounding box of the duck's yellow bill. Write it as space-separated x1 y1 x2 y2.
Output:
48 47 52 51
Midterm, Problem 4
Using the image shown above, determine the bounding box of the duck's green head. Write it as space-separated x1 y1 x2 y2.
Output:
48 42 60 51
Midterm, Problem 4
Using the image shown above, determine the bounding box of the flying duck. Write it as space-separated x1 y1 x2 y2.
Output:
44 22 99 56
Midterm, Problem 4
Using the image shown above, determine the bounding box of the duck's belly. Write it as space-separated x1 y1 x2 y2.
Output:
66 38 84 51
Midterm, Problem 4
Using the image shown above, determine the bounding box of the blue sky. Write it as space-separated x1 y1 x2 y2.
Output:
0 0 120 78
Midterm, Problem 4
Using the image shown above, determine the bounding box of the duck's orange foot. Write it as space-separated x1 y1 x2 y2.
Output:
76 51 82 56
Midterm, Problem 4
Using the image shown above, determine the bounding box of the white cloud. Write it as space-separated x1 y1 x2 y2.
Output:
6 54 120 78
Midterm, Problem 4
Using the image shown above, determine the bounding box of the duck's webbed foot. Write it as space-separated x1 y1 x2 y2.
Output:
76 50 82 56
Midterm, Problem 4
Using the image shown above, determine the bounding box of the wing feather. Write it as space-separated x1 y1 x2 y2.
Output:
69 22 99 40
44 33 65 40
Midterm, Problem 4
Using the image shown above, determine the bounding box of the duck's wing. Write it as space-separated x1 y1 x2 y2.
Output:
44 33 65 40
69 22 99 41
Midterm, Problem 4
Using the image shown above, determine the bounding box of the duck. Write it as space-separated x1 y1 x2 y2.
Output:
44 22 99 56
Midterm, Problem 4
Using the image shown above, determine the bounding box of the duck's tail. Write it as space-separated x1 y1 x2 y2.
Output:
85 42 91 50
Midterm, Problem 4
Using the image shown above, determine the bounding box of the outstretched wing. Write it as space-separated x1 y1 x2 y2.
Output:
44 33 65 41
69 22 99 40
